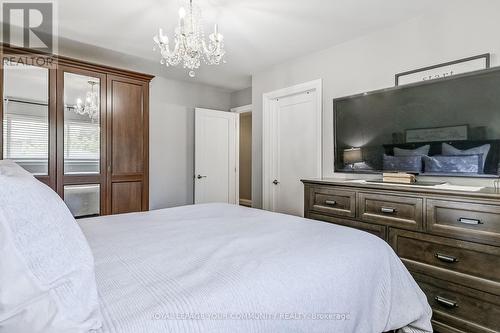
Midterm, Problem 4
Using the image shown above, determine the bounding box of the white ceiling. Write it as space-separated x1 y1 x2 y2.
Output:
56 0 454 91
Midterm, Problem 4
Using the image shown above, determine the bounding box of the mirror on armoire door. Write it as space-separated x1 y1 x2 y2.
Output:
58 69 107 218
1 59 56 188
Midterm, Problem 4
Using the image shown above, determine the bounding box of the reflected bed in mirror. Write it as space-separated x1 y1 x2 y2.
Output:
334 67 500 178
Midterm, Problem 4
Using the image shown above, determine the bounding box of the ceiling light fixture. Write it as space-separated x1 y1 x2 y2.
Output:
153 0 226 78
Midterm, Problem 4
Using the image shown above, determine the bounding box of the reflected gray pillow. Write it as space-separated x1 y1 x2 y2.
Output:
383 155 422 173
423 155 482 174
442 143 490 172
394 145 430 157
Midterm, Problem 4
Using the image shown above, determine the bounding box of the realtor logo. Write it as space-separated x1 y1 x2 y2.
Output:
2 1 54 53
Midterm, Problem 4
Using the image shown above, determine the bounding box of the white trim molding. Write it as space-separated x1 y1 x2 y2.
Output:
231 104 252 114
262 79 323 212
239 198 252 207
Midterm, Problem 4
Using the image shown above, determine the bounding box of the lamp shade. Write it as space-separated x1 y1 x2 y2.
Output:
344 147 363 165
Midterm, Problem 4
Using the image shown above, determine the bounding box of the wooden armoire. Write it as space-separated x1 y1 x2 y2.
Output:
0 45 153 217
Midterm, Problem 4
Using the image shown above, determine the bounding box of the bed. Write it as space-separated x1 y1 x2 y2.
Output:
77 203 432 333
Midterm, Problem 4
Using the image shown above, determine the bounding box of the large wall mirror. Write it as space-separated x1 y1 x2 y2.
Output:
334 69 500 178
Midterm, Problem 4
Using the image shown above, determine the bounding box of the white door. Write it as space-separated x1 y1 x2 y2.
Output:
263 81 322 216
195 108 239 204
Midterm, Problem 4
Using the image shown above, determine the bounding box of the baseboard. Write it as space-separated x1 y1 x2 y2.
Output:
239 199 252 207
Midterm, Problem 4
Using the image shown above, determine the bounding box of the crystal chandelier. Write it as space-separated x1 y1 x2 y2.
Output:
71 80 99 122
153 0 226 77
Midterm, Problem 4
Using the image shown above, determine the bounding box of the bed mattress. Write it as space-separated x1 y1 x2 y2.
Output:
79 203 432 333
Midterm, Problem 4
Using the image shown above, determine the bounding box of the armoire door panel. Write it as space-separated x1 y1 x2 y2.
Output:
110 80 143 175
111 182 142 214
107 74 149 214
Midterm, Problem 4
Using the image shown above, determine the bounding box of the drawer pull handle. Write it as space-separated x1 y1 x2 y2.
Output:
435 296 458 308
381 207 397 214
458 217 483 225
435 253 459 263
325 200 337 206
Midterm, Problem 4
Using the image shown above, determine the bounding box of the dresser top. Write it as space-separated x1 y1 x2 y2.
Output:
301 178 500 200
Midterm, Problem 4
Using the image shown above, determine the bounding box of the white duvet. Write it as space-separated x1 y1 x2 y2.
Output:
79 203 432 333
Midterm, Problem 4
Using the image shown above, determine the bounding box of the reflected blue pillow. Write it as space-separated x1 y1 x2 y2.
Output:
442 143 490 173
383 155 422 173
423 155 483 174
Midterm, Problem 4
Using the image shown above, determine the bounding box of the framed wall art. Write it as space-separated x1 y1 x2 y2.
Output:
395 54 490 86
405 125 469 143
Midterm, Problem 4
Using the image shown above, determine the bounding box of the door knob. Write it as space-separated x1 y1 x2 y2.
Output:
197 175 207 179
272 179 279 185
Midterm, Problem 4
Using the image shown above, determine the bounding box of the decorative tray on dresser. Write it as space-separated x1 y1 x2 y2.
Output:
302 179 500 333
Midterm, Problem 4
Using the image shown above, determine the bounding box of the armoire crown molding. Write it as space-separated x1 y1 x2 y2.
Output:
1 43 155 82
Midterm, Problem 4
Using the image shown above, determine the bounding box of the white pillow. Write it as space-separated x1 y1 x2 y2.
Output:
0 160 102 332
0 159 32 177
394 145 430 157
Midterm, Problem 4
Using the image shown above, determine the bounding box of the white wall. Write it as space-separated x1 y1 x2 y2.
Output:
230 87 252 108
149 77 231 209
251 2 500 208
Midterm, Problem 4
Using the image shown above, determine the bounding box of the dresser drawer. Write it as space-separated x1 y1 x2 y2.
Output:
308 187 356 218
358 192 423 230
390 229 500 294
413 272 500 333
427 199 500 247
309 213 387 240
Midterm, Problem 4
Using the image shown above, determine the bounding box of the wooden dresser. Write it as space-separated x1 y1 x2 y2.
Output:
302 179 500 333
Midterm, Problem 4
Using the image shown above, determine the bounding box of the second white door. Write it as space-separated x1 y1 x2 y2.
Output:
194 108 239 205
264 82 322 216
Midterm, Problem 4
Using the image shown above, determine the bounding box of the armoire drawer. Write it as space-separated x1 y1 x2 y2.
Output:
390 229 500 294
412 272 500 333
427 199 500 247
308 213 387 240
308 187 356 218
358 192 423 230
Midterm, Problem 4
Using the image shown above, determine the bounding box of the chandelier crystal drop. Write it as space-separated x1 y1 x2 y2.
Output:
72 80 99 122
153 0 226 77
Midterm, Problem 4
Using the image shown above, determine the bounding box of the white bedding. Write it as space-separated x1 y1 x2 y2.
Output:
79 203 432 333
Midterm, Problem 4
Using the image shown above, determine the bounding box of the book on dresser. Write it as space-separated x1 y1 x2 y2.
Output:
302 178 500 333
382 172 416 184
